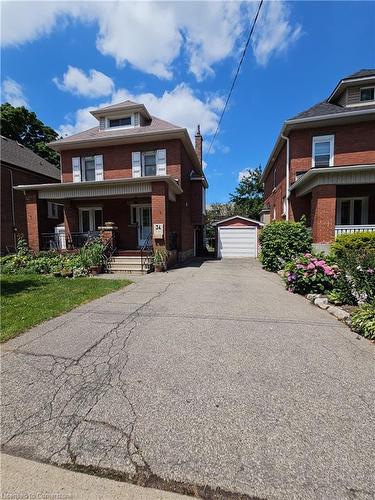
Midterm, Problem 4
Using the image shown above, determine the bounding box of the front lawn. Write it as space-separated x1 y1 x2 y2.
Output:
1 274 131 342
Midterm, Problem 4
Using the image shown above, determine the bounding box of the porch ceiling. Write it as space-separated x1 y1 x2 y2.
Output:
290 164 375 197
14 175 183 202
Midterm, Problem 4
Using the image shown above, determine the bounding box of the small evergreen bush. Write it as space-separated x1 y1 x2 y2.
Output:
259 218 312 272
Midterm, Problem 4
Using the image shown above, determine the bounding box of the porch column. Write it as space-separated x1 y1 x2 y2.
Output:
311 185 336 243
25 190 39 252
151 182 168 248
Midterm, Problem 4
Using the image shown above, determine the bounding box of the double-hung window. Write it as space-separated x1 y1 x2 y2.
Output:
81 157 96 181
142 151 157 176
312 135 334 168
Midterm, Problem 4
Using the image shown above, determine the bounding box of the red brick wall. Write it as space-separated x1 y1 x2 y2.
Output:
289 122 375 182
61 139 182 182
311 185 336 243
1 164 61 252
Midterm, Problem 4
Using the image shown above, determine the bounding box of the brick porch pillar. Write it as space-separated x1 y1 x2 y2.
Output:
311 184 336 243
64 201 79 246
25 190 39 252
151 182 168 248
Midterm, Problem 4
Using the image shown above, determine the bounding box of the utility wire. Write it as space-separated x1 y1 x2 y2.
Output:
207 0 264 155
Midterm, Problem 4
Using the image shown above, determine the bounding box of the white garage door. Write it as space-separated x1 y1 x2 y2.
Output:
218 226 257 258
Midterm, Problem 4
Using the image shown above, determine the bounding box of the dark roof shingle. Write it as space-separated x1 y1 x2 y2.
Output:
51 115 183 147
0 136 60 179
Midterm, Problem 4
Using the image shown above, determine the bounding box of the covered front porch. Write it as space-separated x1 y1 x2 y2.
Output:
290 165 375 247
16 176 183 256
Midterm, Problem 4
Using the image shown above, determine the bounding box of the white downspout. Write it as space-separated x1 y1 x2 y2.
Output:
281 133 290 221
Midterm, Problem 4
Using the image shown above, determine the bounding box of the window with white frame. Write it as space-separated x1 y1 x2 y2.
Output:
360 87 375 102
79 207 103 233
81 157 96 181
142 151 157 176
312 135 334 168
336 197 368 226
108 116 132 128
47 202 59 219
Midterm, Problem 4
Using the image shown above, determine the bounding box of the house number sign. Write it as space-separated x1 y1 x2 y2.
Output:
153 223 164 239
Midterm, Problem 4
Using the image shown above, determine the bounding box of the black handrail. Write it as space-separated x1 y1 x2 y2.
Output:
140 231 153 273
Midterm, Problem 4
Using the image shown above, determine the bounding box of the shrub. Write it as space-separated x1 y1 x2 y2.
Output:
259 218 312 272
330 231 375 261
283 253 338 295
351 301 375 340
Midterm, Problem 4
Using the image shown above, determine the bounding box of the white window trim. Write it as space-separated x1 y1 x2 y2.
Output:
105 114 134 130
47 201 59 219
359 86 375 103
312 135 334 168
78 206 103 233
142 151 157 177
336 197 368 225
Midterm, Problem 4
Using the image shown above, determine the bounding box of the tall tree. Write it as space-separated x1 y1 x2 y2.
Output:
229 166 264 220
0 103 60 167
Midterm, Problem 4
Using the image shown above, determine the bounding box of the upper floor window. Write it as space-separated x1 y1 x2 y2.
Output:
108 116 132 128
312 135 334 168
81 156 96 181
360 87 375 102
142 151 157 176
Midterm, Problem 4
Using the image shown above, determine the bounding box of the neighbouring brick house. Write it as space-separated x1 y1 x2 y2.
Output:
262 69 375 251
15 101 207 268
1 136 62 253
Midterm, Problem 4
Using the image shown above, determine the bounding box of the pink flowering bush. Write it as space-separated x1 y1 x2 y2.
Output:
283 253 338 295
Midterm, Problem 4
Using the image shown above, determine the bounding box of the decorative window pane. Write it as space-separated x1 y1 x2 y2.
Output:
360 87 374 102
109 117 132 127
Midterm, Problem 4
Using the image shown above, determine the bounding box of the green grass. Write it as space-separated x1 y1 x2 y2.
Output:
1 274 131 342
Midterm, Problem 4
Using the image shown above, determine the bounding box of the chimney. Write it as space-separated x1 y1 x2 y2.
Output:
195 124 203 166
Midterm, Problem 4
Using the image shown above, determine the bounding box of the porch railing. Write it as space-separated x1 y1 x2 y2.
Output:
335 225 375 236
40 232 99 251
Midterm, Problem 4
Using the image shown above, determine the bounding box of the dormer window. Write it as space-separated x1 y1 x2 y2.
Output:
108 116 132 128
360 87 375 102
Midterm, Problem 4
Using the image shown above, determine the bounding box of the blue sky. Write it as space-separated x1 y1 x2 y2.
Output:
1 1 374 203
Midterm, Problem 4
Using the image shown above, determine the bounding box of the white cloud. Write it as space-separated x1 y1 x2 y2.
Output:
1 1 301 80
251 1 302 66
53 66 114 98
1 78 29 107
57 83 224 141
238 169 252 182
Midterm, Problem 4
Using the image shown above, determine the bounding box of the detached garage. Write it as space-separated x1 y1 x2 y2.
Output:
213 216 263 258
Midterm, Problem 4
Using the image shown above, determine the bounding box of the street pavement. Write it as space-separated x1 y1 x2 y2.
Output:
1 259 374 499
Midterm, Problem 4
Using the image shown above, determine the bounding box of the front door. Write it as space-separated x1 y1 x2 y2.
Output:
136 206 151 247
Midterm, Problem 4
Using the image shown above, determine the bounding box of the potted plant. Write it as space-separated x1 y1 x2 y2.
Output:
153 247 169 272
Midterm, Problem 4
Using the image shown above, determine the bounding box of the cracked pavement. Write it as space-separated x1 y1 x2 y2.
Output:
1 259 375 499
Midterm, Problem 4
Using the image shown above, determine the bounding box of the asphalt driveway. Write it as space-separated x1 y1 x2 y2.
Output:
1 259 374 499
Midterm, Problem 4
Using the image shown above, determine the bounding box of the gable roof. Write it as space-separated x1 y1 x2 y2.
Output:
1 136 60 180
212 216 263 226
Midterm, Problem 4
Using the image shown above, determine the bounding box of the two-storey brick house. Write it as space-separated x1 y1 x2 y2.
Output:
262 69 375 251
16 101 207 267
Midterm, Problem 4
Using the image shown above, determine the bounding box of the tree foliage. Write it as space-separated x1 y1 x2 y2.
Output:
229 166 264 220
0 103 60 167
